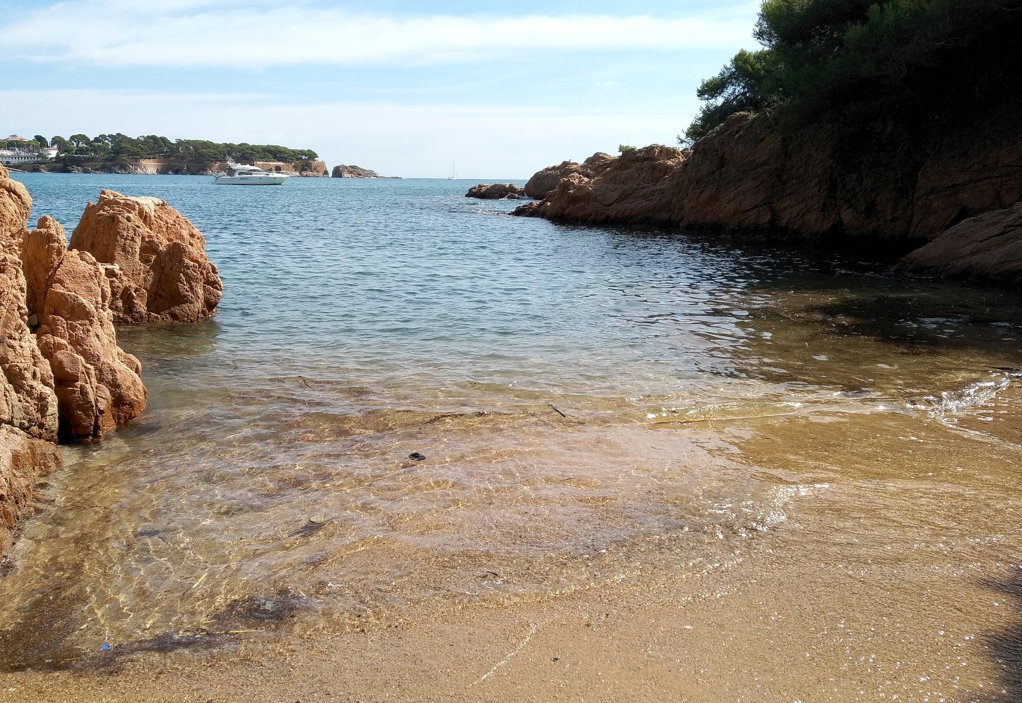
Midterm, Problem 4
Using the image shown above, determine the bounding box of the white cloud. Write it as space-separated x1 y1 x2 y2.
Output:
6 1 757 67
0 88 699 178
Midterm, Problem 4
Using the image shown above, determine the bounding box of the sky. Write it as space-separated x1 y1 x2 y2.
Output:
1 0 761 179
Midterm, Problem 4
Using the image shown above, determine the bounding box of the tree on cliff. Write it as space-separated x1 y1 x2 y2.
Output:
681 0 1022 144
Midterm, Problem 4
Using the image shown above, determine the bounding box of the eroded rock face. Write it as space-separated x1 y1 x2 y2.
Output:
0 250 59 442
901 203 1022 283
518 107 1022 257
0 165 32 243
523 152 616 200
0 168 62 558
28 226 147 439
517 146 685 224
70 190 222 324
465 183 524 200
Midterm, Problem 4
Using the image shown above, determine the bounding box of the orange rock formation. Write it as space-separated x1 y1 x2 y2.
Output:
70 190 223 324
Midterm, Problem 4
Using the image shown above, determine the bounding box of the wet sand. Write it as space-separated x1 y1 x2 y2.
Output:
3 400 1020 702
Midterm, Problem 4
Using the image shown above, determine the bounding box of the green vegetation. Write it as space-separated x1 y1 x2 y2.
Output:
681 0 1022 144
45 133 318 171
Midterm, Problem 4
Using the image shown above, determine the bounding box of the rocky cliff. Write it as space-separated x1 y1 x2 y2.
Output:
516 107 1022 282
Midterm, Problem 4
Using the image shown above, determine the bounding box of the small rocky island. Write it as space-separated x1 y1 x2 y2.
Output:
465 183 525 200
331 164 379 178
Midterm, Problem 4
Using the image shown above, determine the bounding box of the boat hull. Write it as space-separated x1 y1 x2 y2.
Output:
214 175 289 185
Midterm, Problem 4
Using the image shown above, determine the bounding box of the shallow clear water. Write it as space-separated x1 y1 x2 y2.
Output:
3 174 1022 693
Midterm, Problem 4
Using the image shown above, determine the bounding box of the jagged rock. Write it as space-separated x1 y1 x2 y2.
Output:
518 105 1022 262
28 227 147 439
516 146 685 224
465 183 524 200
0 165 32 243
332 164 379 178
523 153 615 199
0 168 63 558
0 249 59 442
19 214 145 440
670 113 850 235
69 190 222 324
901 202 1022 283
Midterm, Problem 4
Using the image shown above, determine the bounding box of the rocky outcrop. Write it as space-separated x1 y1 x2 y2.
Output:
0 248 60 442
900 203 1022 283
1 166 224 557
516 146 685 224
0 166 32 242
25 216 147 439
69 190 222 324
0 168 58 556
332 164 379 178
465 183 524 200
515 104 1022 280
523 152 614 199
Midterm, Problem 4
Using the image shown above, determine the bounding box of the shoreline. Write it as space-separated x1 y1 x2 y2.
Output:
2 402 1019 701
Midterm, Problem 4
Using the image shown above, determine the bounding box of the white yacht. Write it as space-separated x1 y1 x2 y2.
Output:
214 160 290 185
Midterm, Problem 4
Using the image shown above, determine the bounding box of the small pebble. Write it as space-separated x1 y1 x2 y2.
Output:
408 452 426 461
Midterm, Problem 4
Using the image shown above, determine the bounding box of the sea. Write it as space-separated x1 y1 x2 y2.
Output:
3 173 1022 695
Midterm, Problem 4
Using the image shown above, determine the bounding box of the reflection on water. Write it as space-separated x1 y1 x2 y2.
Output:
2 176 1022 693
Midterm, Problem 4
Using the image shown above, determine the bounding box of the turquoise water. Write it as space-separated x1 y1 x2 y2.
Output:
3 173 1022 678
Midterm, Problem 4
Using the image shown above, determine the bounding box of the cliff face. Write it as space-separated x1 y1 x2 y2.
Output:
518 106 1022 280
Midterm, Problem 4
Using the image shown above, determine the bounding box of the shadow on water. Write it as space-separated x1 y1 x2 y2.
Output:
801 289 1022 353
115 317 221 360
975 574 1022 701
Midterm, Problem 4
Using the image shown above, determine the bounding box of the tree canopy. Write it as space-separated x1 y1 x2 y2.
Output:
50 133 318 167
681 0 1022 144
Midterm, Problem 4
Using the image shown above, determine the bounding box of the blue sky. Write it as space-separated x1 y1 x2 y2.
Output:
2 0 761 178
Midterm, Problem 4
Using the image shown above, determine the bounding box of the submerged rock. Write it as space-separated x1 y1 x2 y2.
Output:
70 190 223 324
0 425 61 557
465 183 524 200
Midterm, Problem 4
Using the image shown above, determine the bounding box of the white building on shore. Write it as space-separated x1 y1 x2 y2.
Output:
0 134 59 165
0 148 43 165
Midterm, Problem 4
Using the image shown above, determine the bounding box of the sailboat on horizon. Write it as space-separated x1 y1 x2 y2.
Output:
449 162 457 180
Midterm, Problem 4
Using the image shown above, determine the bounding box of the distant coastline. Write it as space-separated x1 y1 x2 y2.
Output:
11 159 398 179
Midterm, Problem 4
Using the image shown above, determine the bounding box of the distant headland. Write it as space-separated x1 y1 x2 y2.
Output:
0 133 385 179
